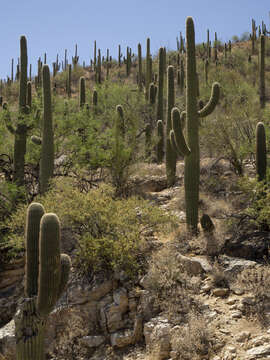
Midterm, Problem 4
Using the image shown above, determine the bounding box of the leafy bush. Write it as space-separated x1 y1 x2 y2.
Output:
1 179 176 278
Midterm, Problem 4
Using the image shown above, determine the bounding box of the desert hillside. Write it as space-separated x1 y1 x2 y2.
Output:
1 15 270 360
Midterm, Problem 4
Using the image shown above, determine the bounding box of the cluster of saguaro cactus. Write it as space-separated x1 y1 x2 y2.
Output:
15 203 71 360
170 17 220 232
256 122 267 181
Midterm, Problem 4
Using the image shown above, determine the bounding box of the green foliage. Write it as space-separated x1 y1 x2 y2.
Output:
2 180 176 277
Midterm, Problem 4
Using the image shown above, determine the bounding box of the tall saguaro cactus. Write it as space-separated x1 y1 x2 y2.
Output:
79 76 86 108
138 43 142 91
32 65 55 194
170 17 220 232
256 122 267 181
259 34 265 108
15 203 71 360
3 36 31 187
156 48 164 163
166 65 176 186
145 38 151 100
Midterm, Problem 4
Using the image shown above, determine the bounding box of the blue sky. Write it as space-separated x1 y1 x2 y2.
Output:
0 0 269 79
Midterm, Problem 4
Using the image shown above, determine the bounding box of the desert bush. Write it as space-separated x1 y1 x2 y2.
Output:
145 246 201 320
171 313 214 359
0 179 176 278
237 266 270 326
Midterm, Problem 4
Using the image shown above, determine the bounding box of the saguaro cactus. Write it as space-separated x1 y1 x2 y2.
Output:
138 43 142 91
3 36 31 186
170 17 220 232
256 122 266 181
32 65 54 194
156 48 164 163
166 65 176 187
79 76 86 108
15 203 71 360
259 35 265 108
67 64 71 98
27 81 32 108
145 38 151 100
40 65 54 194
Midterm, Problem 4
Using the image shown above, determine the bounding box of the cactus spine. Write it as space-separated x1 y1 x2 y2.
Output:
15 204 71 360
256 122 266 181
259 34 265 108
170 17 220 232
165 65 176 186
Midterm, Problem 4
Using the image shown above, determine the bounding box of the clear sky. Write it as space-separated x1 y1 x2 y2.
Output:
0 0 269 79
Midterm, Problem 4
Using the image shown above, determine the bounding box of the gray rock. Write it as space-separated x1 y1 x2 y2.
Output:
246 344 270 359
177 254 212 275
81 335 105 348
221 256 257 278
231 310 242 319
144 317 172 360
212 288 230 297
0 320 15 358
222 232 270 261
110 315 143 348
235 331 250 343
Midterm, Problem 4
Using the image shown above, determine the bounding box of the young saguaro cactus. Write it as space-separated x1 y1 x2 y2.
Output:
170 17 220 232
256 122 267 181
79 76 86 108
15 203 71 360
166 65 176 187
67 64 72 98
138 43 143 91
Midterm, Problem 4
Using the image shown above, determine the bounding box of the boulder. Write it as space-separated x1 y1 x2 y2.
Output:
222 232 269 261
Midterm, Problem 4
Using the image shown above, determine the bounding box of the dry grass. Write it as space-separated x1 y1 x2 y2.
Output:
144 246 202 322
236 266 270 327
170 313 215 360
209 260 230 288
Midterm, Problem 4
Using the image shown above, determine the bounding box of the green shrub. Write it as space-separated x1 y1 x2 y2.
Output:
1 179 176 277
